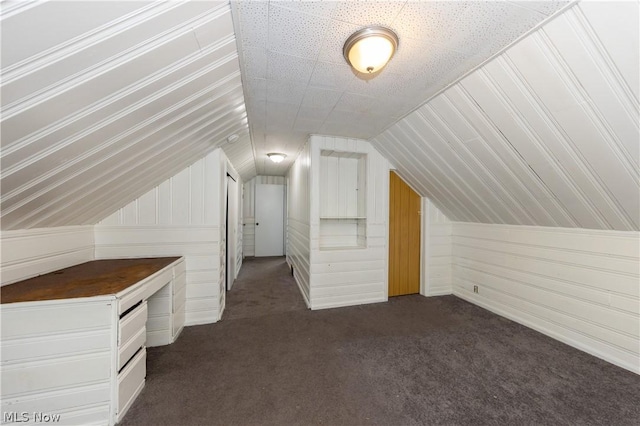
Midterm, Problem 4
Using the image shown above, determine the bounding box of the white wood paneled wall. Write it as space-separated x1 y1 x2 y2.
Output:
372 1 639 232
452 222 639 373
309 136 390 310
1 298 114 424
218 155 243 315
235 176 243 278
286 144 311 306
242 175 286 257
1 226 95 285
422 199 453 296
319 155 362 218
95 149 237 325
1 1 249 231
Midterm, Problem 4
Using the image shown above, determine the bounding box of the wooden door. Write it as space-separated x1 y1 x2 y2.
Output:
389 171 421 296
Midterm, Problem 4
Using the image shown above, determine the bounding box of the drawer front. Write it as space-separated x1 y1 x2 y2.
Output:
119 285 147 316
117 347 146 421
117 326 146 371
118 302 147 346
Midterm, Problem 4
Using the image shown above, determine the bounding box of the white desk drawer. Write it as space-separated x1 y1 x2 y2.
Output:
118 326 146 371
117 347 146 421
119 286 146 316
118 302 147 347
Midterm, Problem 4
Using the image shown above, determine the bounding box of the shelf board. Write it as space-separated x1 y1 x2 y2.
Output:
320 216 366 220
319 245 366 251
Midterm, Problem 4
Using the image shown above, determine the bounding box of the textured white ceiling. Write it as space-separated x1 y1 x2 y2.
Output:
232 0 570 176
1 1 250 230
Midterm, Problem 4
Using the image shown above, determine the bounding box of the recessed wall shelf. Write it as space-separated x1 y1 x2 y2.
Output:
319 150 367 250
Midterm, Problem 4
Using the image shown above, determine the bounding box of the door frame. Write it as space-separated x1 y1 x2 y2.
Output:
226 172 239 291
387 170 427 298
254 183 285 257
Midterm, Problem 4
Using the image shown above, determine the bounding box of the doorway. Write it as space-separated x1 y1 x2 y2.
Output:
254 183 284 257
388 171 421 296
226 174 238 291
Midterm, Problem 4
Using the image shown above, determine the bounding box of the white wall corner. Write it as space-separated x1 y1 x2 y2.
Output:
451 222 640 374
422 198 453 297
94 149 227 326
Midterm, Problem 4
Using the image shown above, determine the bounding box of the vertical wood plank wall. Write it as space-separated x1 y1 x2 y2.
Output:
423 199 453 296
1 226 95 285
319 155 360 218
235 177 243 278
452 222 639 373
286 143 311 306
371 1 639 232
389 172 421 296
242 175 286 257
309 135 391 309
95 149 240 325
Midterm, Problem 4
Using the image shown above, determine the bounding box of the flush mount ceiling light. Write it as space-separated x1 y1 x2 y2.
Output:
343 26 399 74
267 153 286 163
226 134 239 144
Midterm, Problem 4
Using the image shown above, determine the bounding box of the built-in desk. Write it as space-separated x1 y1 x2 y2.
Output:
1 257 186 425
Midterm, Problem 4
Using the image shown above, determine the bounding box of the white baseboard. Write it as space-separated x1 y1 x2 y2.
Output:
185 311 218 326
426 289 453 297
454 290 639 375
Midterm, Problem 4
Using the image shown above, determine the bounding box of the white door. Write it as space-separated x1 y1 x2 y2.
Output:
255 184 284 257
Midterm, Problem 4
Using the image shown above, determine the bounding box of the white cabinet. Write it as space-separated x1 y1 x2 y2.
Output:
0 257 186 426
319 150 367 249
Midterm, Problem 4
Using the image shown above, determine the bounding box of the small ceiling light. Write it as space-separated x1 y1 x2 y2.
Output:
267 153 286 163
226 134 239 144
343 26 398 74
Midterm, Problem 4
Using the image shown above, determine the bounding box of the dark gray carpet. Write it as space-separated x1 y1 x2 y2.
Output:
120 257 640 426
222 256 307 321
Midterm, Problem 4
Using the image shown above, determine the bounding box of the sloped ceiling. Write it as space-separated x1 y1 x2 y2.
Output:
232 0 570 176
1 1 250 230
2 1 636 233
372 1 639 231
223 133 257 179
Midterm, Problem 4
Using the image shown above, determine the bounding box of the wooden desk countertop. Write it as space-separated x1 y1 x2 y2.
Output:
1 257 180 304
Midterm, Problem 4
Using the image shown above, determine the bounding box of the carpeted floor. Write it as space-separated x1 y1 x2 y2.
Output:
120 256 640 426
222 256 307 321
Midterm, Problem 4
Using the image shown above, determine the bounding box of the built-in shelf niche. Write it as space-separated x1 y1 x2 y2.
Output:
319 150 366 250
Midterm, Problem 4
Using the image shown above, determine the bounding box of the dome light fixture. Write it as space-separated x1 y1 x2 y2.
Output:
343 26 399 74
267 153 286 163
226 134 239 144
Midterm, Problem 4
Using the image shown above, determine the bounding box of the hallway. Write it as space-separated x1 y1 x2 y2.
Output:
223 256 307 320
119 258 640 426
